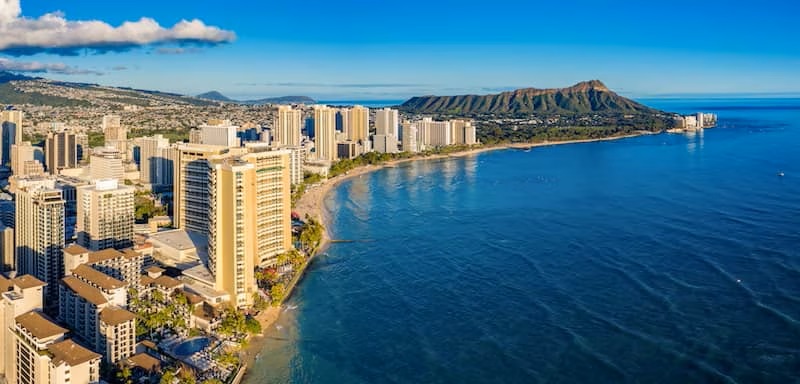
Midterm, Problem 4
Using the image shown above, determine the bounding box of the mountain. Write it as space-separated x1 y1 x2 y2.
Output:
196 91 233 102
400 80 659 116
196 91 316 105
0 71 218 107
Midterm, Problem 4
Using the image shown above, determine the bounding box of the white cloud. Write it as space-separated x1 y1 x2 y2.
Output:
0 0 236 55
0 57 102 75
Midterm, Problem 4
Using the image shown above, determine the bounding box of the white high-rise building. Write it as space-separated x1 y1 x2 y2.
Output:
449 119 477 145
274 106 302 147
418 118 451 148
313 105 337 161
76 179 135 251
200 120 240 147
401 122 418 152
136 135 173 187
373 135 399 154
375 108 399 138
89 147 124 181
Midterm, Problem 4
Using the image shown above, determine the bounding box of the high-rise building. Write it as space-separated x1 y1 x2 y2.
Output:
200 120 240 147
207 157 257 308
0 223 13 271
241 148 292 267
10 141 44 176
401 122 419 152
274 106 302 147
76 179 134 251
173 144 232 233
89 147 124 181
336 108 350 134
313 105 336 161
0 274 46 380
349 105 369 142
136 135 173 187
206 148 292 308
418 117 451 148
1 107 23 167
448 119 477 145
55 176 90 243
45 131 78 174
189 128 202 144
280 146 304 186
15 179 65 308
375 108 399 138
102 115 127 161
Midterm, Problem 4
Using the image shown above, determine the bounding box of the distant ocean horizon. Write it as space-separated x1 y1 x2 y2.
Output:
246 98 800 384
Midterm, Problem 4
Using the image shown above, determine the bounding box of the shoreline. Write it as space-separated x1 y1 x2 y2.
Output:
237 132 650 380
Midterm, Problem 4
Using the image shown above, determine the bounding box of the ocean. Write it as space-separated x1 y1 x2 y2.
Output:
245 99 800 383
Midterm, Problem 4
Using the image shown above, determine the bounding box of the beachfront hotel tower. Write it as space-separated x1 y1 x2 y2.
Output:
207 147 292 308
375 108 399 138
274 105 302 147
348 105 369 142
207 157 258 308
313 105 337 161
76 179 135 252
173 144 232 234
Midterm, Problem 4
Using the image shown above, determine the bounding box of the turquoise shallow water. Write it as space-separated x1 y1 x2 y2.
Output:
246 99 800 383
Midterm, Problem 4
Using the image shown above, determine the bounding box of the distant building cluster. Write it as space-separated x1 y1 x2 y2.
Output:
675 112 718 130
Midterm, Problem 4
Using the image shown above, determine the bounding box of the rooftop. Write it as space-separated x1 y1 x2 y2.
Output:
149 229 208 252
15 311 67 340
13 274 47 290
100 307 136 326
126 353 161 372
72 264 126 290
62 276 108 306
87 248 126 264
153 275 182 289
63 243 90 256
48 339 101 367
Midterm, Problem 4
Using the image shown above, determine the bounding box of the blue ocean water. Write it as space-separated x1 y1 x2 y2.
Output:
246 99 800 383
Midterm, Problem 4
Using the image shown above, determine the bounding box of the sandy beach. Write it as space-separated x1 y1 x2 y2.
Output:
238 132 648 378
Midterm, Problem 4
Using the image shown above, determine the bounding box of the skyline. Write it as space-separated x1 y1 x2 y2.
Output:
1 0 799 100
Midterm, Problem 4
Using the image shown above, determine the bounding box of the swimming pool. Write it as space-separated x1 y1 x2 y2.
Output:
172 337 210 356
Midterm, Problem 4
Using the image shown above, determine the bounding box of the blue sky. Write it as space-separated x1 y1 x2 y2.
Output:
5 0 800 100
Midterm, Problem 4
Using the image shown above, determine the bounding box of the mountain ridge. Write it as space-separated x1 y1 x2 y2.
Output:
400 80 660 115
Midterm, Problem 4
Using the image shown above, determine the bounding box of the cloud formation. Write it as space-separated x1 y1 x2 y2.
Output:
0 57 102 75
0 0 235 55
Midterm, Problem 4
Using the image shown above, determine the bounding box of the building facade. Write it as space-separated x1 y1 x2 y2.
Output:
15 179 65 308
313 106 336 161
274 106 302 147
76 179 134 252
45 131 78 174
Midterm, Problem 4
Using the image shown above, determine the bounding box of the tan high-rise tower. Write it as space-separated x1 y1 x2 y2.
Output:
208 157 257 308
102 114 127 161
274 106 302 147
173 144 232 233
15 179 65 307
349 105 369 142
313 105 336 161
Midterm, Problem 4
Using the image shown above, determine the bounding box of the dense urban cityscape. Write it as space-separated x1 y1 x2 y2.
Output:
0 101 480 384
